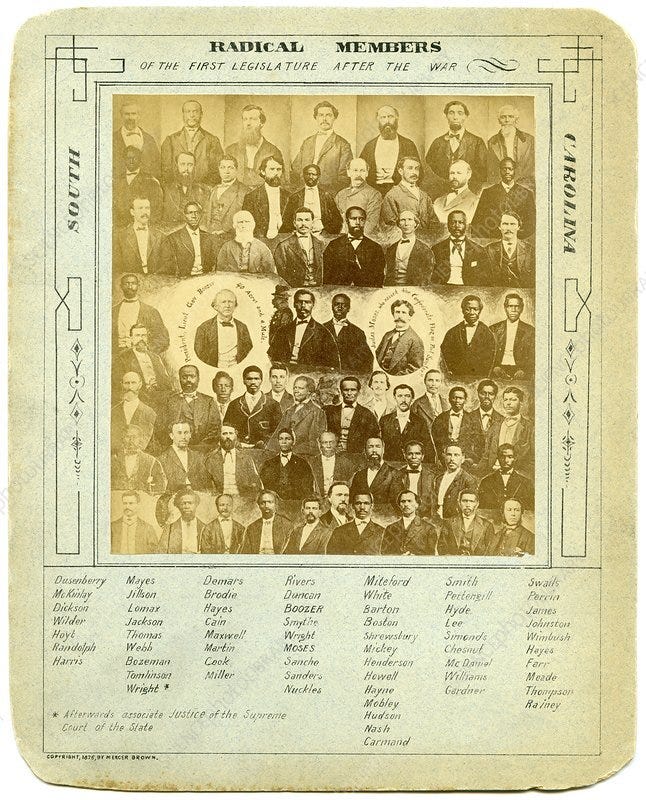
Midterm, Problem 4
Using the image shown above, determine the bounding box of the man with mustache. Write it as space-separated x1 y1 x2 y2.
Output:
334 158 383 238
160 99 224 188
291 100 353 195
225 103 286 188
283 496 332 555
160 150 211 230
280 164 342 237
425 100 488 192
359 104 422 195
432 160 479 226
241 155 290 243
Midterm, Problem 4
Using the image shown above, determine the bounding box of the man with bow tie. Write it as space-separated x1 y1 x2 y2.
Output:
380 157 436 244
160 99 224 188
157 420 210 492
396 441 437 519
375 299 425 376
161 151 212 231
112 273 169 355
280 164 343 238
471 157 535 240
113 100 161 181
322 294 374 374
440 294 496 379
326 492 385 555
431 209 493 286
487 498 535 556
381 489 437 556
384 210 435 286
322 206 385 286
307 432 355 497
479 387 534 475
432 160 479 226
323 376 380 456
216 210 276 275
349 437 403 509
260 428 315 507
478 444 534 514
267 289 340 372
239 490 293 555
380 384 435 464
425 100 488 192
161 200 217 278
223 365 282 448
113 196 164 275
273 206 326 286
204 424 262 498
193 289 253 369
431 385 482 470
110 491 160 555
283 496 333 555
486 212 535 287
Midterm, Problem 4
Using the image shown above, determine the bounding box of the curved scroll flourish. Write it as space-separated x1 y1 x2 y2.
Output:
467 57 519 74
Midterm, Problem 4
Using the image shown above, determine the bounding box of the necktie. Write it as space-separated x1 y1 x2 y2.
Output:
344 403 354 408
183 393 196 401
450 412 461 417
449 133 460 140
400 238 410 244
407 468 420 474
349 236 362 242
220 321 233 328
481 413 491 430
296 319 308 325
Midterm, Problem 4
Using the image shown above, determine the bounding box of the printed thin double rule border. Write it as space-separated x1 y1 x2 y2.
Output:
40 32 603 757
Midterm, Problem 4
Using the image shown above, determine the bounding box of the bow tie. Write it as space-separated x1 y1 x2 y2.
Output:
348 236 363 242
451 238 464 245
135 225 148 231
399 238 411 244
406 468 420 474
343 403 355 408
505 415 521 423
296 319 309 325
449 132 461 140
183 393 197 400
335 319 348 325
219 321 234 327
450 411 462 417
481 412 491 418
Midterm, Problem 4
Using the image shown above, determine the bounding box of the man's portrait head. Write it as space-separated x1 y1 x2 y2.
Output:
499 157 516 184
345 206 366 239
397 157 421 185
327 482 350 514
241 104 266 142
183 201 202 230
397 489 419 517
444 101 469 130
169 420 192 449
119 273 140 299
232 210 256 239
403 441 424 470
293 289 315 320
301 496 322 524
448 160 471 192
213 372 234 403
393 383 414 412
242 365 263 395
477 380 498 411
502 387 524 417
313 101 338 132
293 207 315 236
352 492 374 520
212 289 237 322
458 489 479 518
346 158 369 188
176 151 196 183
424 369 442 394
178 364 200 394
461 295 484 326
376 105 399 139
174 488 199 519
120 102 141 131
129 324 149 352
121 371 143 399
277 428 295 453
365 436 384 466
332 293 351 321
497 104 519 132
215 494 234 519
269 363 289 393
499 211 522 240
121 491 141 519
218 156 238 184
259 155 284 187
129 196 151 227
302 164 321 187
397 210 419 237
318 431 339 458
502 497 523 527
292 375 315 403
447 209 467 240
124 145 142 174
504 293 525 322
219 423 238 450
391 299 414 330
182 100 203 130
339 375 361 405
443 443 464 472
448 386 467 412
257 490 277 518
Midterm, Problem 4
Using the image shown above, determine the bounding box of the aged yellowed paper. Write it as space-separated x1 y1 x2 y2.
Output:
8 6 635 790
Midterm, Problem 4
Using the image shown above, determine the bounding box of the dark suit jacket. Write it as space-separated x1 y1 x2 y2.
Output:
425 129 488 191
437 514 495 555
273 233 326 286
480 416 534 474
111 401 156 453
433 468 478 519
225 138 286 188
224 393 282 446
267 400 327 457
380 411 435 463
204 449 262 497
113 172 163 228
319 509 352 529
112 300 170 355
397 464 438 518
486 240 535 287
376 327 425 376
113 128 161 180
241 184 291 238
113 348 173 408
155 392 221 453
411 394 449 441
206 180 250 234
111 451 167 494
382 515 437 555
280 187 343 235
487 129 535 191
326 519 384 555
440 321 496 379
161 183 212 230
111 517 160 554
193 317 253 368
267 318 340 371
490 319 535 374
113 225 164 275
359 134 421 190
291 131 353 194
324 403 380 455
384 239 435 286
264 390 294 413
283 521 333 555
158 517 211 554
160 226 217 277
322 320 374 374
161 127 224 187
470 182 535 239
431 409 483 467
322 235 385 287
430 237 493 285
487 523 535 556
240 514 293 554
350 463 403 507
157 447 210 492
308 453 356 496
259 454 315 504
478 468 534 511
465 408 504 465
207 518 245 554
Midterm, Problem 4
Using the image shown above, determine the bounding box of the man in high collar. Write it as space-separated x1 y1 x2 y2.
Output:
216 210 276 274
487 498 535 556
241 155 290 243
433 444 478 520
111 371 156 454
161 200 217 277
205 494 245 555
193 289 253 368
273 207 325 287
308 432 355 497
478 444 534 513
322 206 385 287
283 496 333 555
411 369 449 442
225 103 286 188
160 99 224 188
260 428 315 506
111 491 160 555
324 374 380 457
158 489 211 554
204 424 262 498
113 146 163 228
267 375 327 457
425 100 488 192
359 105 422 195
384 210 435 286
430 209 492 286
113 100 161 181
471 157 535 239
157 420 209 492
375 299 425 376
161 151 212 231
265 363 294 412
437 489 495 556
323 294 374 374
112 273 169 355
111 424 167 494
349 437 403 509
380 157 436 242
291 100 353 195
239 490 293 555
490 293 535 380
205 155 251 240
326 492 385 555
113 196 164 275
479 387 534 475
154 364 220 454
431 385 481 469
432 160 479 226
280 164 343 238
382 490 437 555
487 104 535 192
320 482 353 529
486 211 535 287
335 158 382 238
267 289 340 372
113 324 173 411
440 294 496 379
224 365 282 448
380 384 434 464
